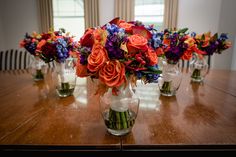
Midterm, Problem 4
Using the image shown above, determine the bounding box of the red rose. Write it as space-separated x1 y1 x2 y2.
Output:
76 59 88 77
41 33 52 40
40 42 57 59
80 28 94 47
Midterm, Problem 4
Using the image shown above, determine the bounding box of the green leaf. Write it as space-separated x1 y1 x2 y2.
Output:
201 34 205 40
178 28 188 34
59 28 66 33
142 70 162 75
147 66 162 73
125 72 131 78
212 33 218 41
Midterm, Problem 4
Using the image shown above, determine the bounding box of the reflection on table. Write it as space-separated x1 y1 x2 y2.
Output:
0 69 236 150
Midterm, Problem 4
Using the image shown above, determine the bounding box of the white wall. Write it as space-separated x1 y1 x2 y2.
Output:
231 37 236 70
0 0 115 51
0 1 5 51
177 0 221 69
0 0 39 51
99 0 115 26
178 0 236 70
215 0 236 70
178 0 222 33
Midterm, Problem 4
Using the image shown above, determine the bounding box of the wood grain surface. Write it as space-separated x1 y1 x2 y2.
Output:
0 69 235 150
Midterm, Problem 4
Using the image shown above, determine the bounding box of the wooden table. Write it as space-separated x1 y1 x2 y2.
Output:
0 69 236 151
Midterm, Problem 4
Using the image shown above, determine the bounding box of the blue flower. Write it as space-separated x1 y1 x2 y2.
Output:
57 38 67 47
191 32 196 37
105 24 125 59
219 33 228 41
136 72 142 79
150 32 163 49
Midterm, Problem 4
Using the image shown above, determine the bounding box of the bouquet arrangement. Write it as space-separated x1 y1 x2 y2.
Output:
190 32 232 81
76 18 162 96
20 28 79 66
161 28 203 64
35 28 79 63
20 32 41 56
76 18 163 134
194 32 232 56
36 28 79 97
20 28 78 96
20 32 45 80
158 28 202 95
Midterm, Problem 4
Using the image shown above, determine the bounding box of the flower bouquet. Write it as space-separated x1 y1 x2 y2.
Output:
158 28 202 96
20 32 46 81
158 28 199 96
36 28 79 97
76 17 162 135
190 32 232 82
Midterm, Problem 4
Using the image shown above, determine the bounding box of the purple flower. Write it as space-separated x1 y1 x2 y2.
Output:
105 24 126 59
79 47 91 65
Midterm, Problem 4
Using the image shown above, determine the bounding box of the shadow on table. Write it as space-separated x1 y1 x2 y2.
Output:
183 82 218 125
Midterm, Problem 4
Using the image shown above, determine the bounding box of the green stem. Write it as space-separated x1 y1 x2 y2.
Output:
125 111 130 128
35 69 44 80
191 69 201 79
57 82 74 97
107 109 131 130
115 111 121 129
160 81 172 94
120 112 128 129
61 82 70 91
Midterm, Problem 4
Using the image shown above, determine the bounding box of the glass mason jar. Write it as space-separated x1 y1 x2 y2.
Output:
158 59 182 96
100 81 140 136
29 56 47 81
55 57 77 97
189 53 209 82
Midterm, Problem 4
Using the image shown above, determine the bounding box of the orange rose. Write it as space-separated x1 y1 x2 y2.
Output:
119 22 134 33
155 47 164 56
87 44 108 72
76 62 88 77
99 60 126 87
80 28 94 47
225 41 232 49
184 37 195 48
196 33 210 47
202 36 210 47
163 37 170 45
181 50 192 60
93 28 107 46
19 40 25 47
36 39 46 50
146 48 158 66
127 34 148 54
